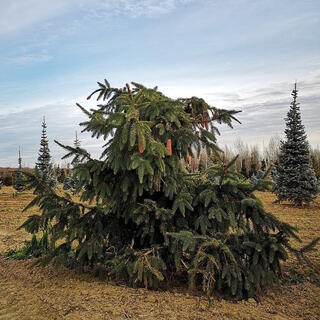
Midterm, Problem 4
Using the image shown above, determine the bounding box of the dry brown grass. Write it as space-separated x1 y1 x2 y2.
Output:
0 186 319 320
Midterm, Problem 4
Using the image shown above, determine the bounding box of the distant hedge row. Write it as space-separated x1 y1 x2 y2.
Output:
0 172 14 186
0 169 32 187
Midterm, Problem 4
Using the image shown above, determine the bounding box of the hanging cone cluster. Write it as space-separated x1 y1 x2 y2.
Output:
166 138 172 156
138 144 144 154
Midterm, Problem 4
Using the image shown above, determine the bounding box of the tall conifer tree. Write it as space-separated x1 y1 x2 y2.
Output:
35 117 56 186
72 131 81 167
74 131 81 148
14 147 24 191
36 117 51 175
274 84 318 205
63 131 82 191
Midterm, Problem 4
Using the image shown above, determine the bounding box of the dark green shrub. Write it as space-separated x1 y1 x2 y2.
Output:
3 173 13 186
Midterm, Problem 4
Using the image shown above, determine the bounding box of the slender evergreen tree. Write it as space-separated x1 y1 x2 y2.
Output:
274 84 318 206
36 117 51 174
35 117 56 186
74 131 81 148
72 131 81 167
14 147 24 191
20 80 318 299
63 131 82 191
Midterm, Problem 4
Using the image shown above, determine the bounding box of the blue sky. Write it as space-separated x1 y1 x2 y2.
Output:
0 0 319 167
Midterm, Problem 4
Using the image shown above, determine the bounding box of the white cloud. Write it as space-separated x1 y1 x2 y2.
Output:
0 0 70 35
215 76 320 149
1 73 319 167
0 101 103 167
0 0 194 36
100 0 193 17
0 53 52 65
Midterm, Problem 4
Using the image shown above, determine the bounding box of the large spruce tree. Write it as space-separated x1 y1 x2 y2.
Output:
274 84 318 206
21 80 317 299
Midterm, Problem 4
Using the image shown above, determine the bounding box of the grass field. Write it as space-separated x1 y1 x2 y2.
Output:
0 186 319 319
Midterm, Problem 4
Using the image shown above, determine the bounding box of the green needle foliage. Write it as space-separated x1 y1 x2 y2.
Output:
274 84 318 206
63 131 82 192
35 117 56 187
14 147 24 191
36 117 52 174
20 80 318 299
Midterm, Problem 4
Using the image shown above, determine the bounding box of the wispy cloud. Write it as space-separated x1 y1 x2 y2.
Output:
0 102 103 167
0 0 70 35
100 0 194 17
1 74 319 167
216 75 320 148
0 0 319 166
0 0 195 37
0 53 53 65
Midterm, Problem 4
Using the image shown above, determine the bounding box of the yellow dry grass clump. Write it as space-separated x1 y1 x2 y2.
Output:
0 186 319 319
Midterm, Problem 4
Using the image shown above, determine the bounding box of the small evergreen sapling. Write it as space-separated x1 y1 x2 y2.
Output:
274 84 318 206
63 131 83 192
14 148 24 191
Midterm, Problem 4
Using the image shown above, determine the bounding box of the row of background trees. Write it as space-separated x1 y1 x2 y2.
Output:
0 118 73 189
183 136 320 181
1 126 320 189
1 83 319 207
